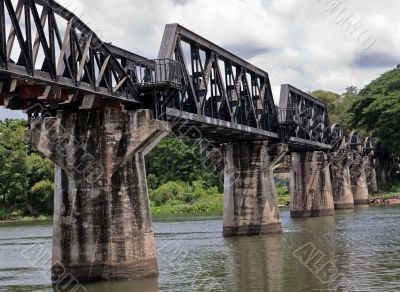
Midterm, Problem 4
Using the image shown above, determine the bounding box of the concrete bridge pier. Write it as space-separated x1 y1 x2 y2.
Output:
289 151 335 218
350 156 370 205
330 152 354 209
376 159 389 189
25 109 170 283
222 141 282 237
365 157 378 193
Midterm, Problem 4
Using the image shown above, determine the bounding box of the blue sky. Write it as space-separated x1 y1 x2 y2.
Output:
2 0 399 120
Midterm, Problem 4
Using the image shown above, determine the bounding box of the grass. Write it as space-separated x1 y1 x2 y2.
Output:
0 214 51 222
369 193 400 200
277 195 290 206
151 193 223 216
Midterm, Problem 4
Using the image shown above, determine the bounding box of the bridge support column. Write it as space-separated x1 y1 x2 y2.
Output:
330 153 354 209
350 156 369 205
25 109 170 282
222 141 282 237
375 158 389 189
290 151 335 218
365 157 378 193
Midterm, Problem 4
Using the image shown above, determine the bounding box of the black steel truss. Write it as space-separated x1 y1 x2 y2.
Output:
0 0 163 105
363 137 374 156
348 131 362 153
157 23 278 134
330 123 345 151
278 84 330 145
0 2 391 154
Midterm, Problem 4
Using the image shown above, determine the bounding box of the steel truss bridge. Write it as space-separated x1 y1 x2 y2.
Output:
0 0 395 157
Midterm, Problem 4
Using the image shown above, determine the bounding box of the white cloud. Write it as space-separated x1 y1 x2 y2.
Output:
0 107 26 120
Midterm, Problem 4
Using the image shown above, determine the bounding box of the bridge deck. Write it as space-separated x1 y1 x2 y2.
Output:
165 107 331 150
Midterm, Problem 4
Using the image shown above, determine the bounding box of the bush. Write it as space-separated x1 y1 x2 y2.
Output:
149 180 223 211
29 180 54 215
0 209 8 220
147 174 159 190
276 185 289 196
390 181 400 193
149 181 187 206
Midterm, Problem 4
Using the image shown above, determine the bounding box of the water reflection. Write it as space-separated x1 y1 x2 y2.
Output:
224 235 283 291
86 278 158 292
1 208 400 291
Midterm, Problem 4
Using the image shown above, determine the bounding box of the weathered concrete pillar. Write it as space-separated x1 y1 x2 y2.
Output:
290 151 335 218
25 109 170 282
365 156 378 193
375 158 389 189
350 155 369 205
222 141 282 237
330 152 354 209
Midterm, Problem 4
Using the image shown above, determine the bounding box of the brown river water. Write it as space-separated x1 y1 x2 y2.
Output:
0 206 400 291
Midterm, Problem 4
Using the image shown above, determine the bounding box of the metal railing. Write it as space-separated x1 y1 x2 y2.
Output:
134 59 181 88
277 108 298 125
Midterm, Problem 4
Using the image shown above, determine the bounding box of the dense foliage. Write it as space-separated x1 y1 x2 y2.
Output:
311 67 400 152
310 86 359 127
347 67 400 151
0 120 54 219
146 138 223 215
145 138 221 191
149 180 223 216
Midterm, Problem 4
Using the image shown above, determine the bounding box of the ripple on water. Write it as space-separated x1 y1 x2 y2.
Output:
0 208 400 291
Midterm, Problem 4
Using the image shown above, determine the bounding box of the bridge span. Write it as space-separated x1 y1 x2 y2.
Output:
0 0 398 283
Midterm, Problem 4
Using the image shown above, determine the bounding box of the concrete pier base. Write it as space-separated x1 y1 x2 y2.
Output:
350 156 369 206
290 151 335 218
222 142 282 237
330 153 354 210
25 109 170 282
365 157 378 193
376 160 389 189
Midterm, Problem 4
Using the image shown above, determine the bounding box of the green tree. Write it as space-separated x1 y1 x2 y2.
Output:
310 89 342 124
347 67 400 151
26 153 54 215
146 137 221 189
0 119 55 217
0 120 29 211
310 87 359 129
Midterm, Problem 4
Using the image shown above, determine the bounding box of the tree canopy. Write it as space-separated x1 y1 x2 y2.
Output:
310 86 359 126
310 67 400 152
347 67 400 151
0 120 54 217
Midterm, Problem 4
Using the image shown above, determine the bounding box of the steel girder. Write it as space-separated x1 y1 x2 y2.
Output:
157 23 279 135
278 84 331 149
0 0 155 108
348 131 363 153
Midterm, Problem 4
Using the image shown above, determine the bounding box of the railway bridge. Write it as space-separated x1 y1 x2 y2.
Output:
0 0 397 283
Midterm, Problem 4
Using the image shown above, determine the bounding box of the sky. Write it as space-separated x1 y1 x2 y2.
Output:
1 0 400 120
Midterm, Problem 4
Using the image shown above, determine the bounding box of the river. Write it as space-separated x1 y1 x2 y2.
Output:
0 206 400 291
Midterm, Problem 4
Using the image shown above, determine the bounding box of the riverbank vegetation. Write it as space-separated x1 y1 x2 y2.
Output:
369 181 400 201
276 179 290 206
0 66 400 219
